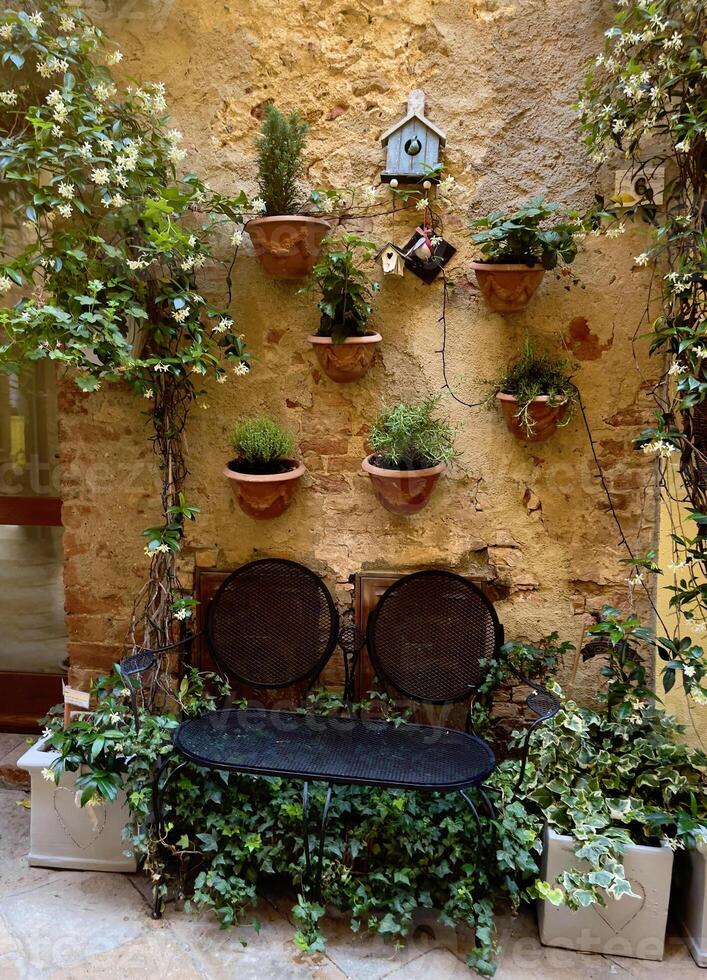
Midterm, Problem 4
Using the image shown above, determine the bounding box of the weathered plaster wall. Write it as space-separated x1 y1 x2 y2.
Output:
63 0 660 696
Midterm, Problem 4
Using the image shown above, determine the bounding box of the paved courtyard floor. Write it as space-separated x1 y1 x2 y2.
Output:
0 786 703 979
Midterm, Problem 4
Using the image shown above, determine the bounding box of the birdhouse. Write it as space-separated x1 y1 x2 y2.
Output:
380 90 446 185
400 226 456 284
376 242 406 277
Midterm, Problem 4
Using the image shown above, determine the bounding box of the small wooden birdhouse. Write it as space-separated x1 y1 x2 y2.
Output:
380 90 445 185
376 242 406 277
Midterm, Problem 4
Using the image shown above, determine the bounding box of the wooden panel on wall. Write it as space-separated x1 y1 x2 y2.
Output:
0 496 62 527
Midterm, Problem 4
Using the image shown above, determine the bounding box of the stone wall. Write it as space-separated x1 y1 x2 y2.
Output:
63 0 660 698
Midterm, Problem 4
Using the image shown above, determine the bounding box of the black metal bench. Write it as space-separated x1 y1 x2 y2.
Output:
120 558 558 917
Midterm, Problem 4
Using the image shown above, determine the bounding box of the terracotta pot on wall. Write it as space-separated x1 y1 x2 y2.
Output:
246 216 330 279
308 333 382 383
362 455 446 515
496 393 568 443
470 261 546 313
223 460 305 519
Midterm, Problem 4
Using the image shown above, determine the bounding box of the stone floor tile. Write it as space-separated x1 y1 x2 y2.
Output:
50 932 206 980
0 872 150 974
382 947 472 979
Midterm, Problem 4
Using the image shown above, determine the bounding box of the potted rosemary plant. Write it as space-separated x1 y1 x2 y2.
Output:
482 335 578 442
305 232 382 383
469 198 581 312
246 104 329 278
223 418 305 519
362 396 457 514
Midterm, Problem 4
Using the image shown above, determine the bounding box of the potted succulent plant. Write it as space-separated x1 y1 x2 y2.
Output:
223 417 305 519
481 335 578 443
246 104 329 279
469 198 581 312
362 396 457 514
305 232 382 383
526 610 707 962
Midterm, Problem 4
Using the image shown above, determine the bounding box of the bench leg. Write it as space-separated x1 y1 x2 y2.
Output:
458 789 483 840
301 781 333 900
478 785 497 820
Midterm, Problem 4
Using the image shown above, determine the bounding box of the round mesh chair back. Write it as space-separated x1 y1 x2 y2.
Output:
206 558 339 688
367 570 503 704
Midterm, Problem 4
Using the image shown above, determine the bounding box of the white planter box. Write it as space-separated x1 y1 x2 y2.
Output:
17 737 136 872
538 826 673 961
678 841 707 967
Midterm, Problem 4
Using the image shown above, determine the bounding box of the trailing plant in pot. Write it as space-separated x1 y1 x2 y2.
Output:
0 0 252 684
481 335 578 443
523 609 707 961
469 198 582 312
304 232 381 383
362 396 457 514
246 104 329 279
224 418 304 519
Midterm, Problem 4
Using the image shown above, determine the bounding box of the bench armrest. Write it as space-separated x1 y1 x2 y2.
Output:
337 624 366 703
118 632 203 729
506 663 560 797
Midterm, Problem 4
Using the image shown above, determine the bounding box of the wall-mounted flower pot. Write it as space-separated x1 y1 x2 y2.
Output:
246 215 330 279
496 393 568 443
16 737 136 872
538 827 673 962
223 460 305 519
308 332 382 383
470 261 545 313
677 840 707 967
362 455 446 514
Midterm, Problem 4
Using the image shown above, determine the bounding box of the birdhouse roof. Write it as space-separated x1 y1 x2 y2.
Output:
380 90 446 146
374 242 405 260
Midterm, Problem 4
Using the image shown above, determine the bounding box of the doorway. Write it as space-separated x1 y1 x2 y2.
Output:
0 363 66 731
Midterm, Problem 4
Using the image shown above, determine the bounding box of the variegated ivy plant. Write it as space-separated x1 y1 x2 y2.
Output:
0 1 262 671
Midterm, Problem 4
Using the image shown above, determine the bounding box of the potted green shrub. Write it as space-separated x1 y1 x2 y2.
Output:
481 335 578 442
305 232 382 383
362 396 457 514
223 418 305 519
469 198 581 312
524 610 707 962
246 105 329 279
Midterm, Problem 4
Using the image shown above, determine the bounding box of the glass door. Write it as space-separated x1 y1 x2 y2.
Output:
0 362 66 730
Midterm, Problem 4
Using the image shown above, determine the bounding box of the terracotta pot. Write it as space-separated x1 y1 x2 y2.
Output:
223 460 305 519
246 215 330 279
362 455 446 515
308 333 382 383
470 261 546 313
496 393 568 443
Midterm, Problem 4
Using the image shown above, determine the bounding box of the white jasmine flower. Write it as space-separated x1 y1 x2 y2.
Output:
668 561 688 571
669 360 687 375
230 229 243 247
216 374 227 384
675 138 691 154
0 89 17 105
41 767 54 782
109 712 121 723
250 196 266 214
684 665 696 678
143 388 154 399
94 82 116 103
664 31 682 51
79 141 92 159
0 24 13 40
627 573 643 587
233 362 250 376
107 49 123 65
415 196 429 212
612 118 627 134
111 193 127 208
171 308 189 323
359 185 377 207
692 345 707 359
174 608 189 621
49 57 69 75
606 223 626 238
98 137 113 153
642 439 678 458
430 235 442 247
127 258 147 271
633 253 650 267
113 172 128 188
168 145 186 164
91 167 111 185
57 203 72 219
41 727 52 738
438 174 455 195
59 15 76 32
216 316 233 333
180 255 195 271
37 61 53 79
193 254 205 269
692 688 707 705
58 181 75 200
0 275 12 293
152 363 170 373
28 11 44 27
51 125 62 137
101 196 112 208
166 129 182 144
188 235 197 248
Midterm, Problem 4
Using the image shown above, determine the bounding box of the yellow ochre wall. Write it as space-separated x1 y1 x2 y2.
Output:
63 0 661 698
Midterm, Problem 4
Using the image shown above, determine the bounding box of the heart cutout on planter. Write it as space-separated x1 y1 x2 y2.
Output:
591 879 646 935
52 787 107 850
